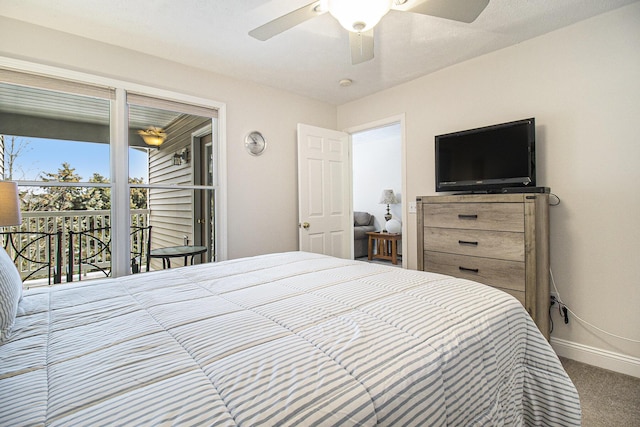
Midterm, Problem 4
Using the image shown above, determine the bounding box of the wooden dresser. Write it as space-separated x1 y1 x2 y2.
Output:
417 194 550 339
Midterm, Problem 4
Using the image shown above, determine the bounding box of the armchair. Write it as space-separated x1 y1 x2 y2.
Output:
353 211 375 258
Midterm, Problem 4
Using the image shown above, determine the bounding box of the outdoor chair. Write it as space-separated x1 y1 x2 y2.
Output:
130 225 152 274
67 225 152 281
68 226 111 281
1 231 63 285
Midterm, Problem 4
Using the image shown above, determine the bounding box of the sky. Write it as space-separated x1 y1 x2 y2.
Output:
5 136 148 182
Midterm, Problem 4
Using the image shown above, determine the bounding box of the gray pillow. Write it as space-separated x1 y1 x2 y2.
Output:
0 246 22 343
354 212 371 226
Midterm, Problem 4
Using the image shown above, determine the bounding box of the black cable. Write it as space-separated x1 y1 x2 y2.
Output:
549 295 556 334
549 193 561 206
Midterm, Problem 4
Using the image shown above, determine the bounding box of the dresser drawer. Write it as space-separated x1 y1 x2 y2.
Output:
424 251 525 293
423 203 524 232
423 227 524 261
417 194 550 340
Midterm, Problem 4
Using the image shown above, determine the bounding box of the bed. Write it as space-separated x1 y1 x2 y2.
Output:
0 251 581 426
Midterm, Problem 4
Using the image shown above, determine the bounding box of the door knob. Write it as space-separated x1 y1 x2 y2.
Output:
299 222 310 229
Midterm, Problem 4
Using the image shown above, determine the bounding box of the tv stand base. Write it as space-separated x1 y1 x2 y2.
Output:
501 186 550 194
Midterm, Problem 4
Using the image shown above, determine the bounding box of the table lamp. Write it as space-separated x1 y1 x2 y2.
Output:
379 189 398 221
0 181 22 227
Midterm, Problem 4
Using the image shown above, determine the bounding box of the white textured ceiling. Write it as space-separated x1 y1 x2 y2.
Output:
1 0 637 104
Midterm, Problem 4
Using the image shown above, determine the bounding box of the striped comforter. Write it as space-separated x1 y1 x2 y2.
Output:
0 251 581 426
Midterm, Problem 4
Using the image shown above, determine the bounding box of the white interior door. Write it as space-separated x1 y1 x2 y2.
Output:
297 123 351 258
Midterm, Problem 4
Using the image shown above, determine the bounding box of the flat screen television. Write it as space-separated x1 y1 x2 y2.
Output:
435 118 536 193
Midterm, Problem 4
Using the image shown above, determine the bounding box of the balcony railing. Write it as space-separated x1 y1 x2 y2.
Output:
1 209 150 287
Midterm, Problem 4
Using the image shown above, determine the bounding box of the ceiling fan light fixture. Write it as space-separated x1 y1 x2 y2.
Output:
328 0 392 33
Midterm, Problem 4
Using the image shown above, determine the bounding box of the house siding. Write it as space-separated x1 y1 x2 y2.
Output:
148 115 210 268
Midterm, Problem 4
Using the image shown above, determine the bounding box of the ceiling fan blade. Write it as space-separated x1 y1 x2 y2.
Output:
407 0 489 23
350 29 374 65
249 1 325 41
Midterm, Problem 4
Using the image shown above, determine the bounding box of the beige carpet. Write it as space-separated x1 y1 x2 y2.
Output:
560 357 640 426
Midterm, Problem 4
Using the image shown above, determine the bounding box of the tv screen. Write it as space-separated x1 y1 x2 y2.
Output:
435 118 536 193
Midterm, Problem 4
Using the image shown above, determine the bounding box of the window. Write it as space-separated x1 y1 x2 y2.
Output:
0 67 223 286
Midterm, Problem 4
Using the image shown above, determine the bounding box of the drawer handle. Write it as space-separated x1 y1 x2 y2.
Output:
458 240 478 246
458 214 478 220
459 266 479 273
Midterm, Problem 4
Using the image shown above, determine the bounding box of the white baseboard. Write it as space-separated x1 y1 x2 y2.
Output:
551 337 640 378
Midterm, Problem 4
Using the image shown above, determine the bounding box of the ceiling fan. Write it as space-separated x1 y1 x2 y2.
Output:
249 0 490 65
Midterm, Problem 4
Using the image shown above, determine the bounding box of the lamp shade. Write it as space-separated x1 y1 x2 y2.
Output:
0 181 22 226
138 127 167 147
379 189 398 205
328 0 392 32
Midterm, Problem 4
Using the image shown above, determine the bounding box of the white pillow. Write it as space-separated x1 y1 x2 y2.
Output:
0 246 22 342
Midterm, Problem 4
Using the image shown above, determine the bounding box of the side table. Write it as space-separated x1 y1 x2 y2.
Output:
149 245 207 269
366 231 401 265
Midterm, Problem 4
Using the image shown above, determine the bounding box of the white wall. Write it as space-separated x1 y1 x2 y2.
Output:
352 123 402 232
2 5 639 373
0 16 337 260
338 4 640 372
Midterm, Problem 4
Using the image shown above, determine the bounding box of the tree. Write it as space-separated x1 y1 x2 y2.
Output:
129 177 148 210
84 173 111 210
29 162 84 211
2 135 32 180
18 162 148 212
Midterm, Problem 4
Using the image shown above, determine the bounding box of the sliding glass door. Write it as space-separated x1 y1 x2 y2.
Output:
127 94 217 269
0 73 114 284
0 68 220 286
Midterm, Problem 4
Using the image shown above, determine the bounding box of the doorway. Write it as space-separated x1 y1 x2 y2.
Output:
350 120 404 266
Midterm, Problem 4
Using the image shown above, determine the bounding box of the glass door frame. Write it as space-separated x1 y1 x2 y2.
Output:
1 57 228 277
192 127 215 262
